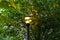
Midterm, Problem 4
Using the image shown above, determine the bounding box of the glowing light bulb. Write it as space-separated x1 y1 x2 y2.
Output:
25 17 32 24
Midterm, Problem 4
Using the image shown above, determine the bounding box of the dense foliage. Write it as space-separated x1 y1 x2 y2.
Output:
0 0 60 40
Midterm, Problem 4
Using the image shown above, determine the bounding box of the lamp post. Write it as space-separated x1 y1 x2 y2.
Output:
24 16 32 40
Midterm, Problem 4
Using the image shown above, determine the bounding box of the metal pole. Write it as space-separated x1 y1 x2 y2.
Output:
26 24 30 40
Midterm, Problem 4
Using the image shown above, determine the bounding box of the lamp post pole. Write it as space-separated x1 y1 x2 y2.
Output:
26 24 30 40
24 16 32 40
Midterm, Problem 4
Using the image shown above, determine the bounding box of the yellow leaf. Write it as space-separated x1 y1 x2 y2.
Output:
9 3 21 10
32 9 37 13
9 3 17 9
30 17 38 25
0 0 2 2
53 3 59 8
12 3 17 9
17 4 21 10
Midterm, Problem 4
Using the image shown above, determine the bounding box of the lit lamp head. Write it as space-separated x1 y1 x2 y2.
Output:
25 16 32 24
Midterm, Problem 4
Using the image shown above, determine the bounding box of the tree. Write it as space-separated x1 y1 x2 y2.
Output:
0 0 60 40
